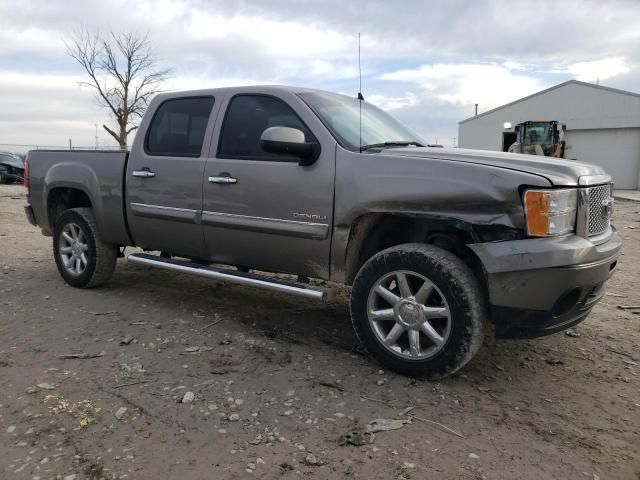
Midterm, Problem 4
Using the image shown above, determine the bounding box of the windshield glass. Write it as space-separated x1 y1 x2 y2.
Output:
524 123 553 146
299 91 424 151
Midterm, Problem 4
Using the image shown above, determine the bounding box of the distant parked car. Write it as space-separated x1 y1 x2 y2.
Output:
0 153 25 184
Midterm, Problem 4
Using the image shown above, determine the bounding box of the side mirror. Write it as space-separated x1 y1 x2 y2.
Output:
260 126 321 166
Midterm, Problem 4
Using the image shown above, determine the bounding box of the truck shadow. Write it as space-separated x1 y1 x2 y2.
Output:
112 261 361 353
106 260 559 384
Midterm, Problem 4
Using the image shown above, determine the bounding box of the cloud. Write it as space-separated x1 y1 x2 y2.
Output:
550 57 630 82
0 0 639 149
189 0 640 62
367 92 419 111
373 55 635 145
379 63 546 110
0 71 113 149
0 26 66 56
188 13 353 59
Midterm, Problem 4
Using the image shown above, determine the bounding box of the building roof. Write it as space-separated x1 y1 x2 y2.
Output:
459 80 640 124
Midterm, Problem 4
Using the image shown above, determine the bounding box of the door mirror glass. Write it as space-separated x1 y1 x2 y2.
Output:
260 126 320 166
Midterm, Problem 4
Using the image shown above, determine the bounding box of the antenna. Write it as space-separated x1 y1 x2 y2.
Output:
358 32 362 95
358 32 365 153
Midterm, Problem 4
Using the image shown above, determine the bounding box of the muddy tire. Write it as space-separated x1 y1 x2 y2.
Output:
53 208 118 288
350 243 486 379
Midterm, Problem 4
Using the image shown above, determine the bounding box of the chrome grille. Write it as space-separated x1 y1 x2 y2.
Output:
586 184 611 236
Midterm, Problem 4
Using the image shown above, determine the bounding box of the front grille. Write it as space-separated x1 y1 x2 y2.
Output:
586 184 611 236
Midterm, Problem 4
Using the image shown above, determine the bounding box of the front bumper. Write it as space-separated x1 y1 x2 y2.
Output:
469 230 622 339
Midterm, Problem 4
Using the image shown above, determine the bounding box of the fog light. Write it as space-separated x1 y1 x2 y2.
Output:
552 288 581 317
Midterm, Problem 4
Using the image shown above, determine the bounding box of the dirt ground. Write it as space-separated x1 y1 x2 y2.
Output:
1 183 639 480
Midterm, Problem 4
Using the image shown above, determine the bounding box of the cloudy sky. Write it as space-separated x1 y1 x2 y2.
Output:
1 0 640 150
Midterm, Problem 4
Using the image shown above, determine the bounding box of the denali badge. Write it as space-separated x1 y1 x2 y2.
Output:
293 212 328 222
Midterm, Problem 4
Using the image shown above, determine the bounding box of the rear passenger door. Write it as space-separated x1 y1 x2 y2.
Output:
126 96 218 258
202 90 336 279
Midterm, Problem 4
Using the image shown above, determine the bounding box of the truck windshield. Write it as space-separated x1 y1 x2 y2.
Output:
298 91 424 152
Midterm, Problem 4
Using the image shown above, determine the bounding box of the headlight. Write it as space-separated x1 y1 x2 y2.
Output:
524 189 577 236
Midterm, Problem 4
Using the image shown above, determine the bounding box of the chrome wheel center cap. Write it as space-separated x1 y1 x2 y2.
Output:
71 242 83 257
396 301 422 328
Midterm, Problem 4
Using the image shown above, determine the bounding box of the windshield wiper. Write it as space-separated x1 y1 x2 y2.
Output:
360 141 423 151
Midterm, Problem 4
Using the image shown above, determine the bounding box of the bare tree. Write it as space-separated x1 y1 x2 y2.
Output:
66 30 171 149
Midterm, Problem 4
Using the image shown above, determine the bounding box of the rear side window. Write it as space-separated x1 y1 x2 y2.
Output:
145 97 214 157
218 95 314 160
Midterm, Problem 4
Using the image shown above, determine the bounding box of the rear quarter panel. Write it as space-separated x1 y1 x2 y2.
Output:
27 150 131 245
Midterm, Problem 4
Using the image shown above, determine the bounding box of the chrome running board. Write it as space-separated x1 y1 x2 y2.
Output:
127 253 334 301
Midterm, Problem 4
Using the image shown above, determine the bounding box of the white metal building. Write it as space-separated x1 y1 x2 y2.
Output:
458 80 640 189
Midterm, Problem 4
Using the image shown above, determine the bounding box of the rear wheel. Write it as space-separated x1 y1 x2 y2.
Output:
350 243 486 378
53 208 118 288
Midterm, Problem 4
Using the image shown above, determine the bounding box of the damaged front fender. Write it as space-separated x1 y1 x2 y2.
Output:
330 148 552 283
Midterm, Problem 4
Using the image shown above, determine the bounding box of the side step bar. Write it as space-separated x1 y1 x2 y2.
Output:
127 253 334 301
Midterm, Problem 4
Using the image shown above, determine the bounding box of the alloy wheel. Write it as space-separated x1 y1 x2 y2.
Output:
366 270 451 360
58 222 89 276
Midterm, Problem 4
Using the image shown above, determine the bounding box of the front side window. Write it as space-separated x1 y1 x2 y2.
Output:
218 95 314 160
145 96 214 157
299 91 424 151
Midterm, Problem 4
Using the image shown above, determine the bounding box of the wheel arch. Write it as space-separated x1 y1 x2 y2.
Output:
46 186 94 231
339 213 479 283
43 162 104 236
334 212 511 310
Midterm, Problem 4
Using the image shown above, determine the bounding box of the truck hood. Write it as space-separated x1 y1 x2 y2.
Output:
381 147 606 186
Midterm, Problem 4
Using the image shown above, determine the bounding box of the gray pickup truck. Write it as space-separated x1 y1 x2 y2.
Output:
24 86 621 378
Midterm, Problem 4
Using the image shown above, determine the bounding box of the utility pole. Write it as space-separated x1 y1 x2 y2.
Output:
474 104 478 116
69 138 72 150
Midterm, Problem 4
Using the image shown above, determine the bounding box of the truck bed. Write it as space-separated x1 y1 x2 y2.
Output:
27 149 131 245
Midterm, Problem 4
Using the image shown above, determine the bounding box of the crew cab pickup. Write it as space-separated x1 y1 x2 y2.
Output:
24 86 621 378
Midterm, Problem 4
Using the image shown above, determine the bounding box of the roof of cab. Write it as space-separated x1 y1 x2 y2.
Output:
152 85 343 101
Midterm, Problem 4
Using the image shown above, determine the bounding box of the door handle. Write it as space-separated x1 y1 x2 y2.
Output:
132 169 156 178
209 175 237 185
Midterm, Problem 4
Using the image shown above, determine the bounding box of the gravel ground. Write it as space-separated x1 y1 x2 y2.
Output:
1 184 639 480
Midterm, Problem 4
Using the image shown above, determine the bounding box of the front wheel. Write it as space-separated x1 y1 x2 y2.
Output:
53 208 118 288
350 243 486 379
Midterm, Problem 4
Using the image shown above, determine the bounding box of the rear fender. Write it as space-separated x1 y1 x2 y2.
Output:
44 162 104 233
